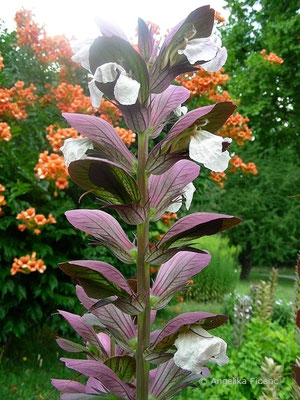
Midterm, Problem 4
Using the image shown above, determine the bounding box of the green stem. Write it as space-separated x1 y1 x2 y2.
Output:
136 130 150 400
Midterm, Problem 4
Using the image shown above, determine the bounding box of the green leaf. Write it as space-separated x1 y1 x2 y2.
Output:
59 263 130 300
104 356 136 382
69 158 141 205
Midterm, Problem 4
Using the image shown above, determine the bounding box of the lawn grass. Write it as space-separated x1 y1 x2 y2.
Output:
236 266 295 302
0 266 295 399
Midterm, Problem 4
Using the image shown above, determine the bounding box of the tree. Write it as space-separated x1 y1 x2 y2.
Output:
217 0 300 278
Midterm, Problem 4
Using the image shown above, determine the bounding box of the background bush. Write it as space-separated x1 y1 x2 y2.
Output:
185 235 240 302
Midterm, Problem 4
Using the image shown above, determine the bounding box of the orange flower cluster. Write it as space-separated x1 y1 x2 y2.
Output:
52 83 92 114
161 212 178 226
215 11 225 23
211 172 227 188
208 89 232 103
15 9 72 64
0 51 4 70
114 127 136 145
34 151 69 190
11 252 46 275
0 185 6 216
0 81 37 120
230 155 258 175
16 207 56 235
0 122 12 141
219 112 252 145
261 49 284 65
98 99 122 126
176 68 229 98
46 124 80 152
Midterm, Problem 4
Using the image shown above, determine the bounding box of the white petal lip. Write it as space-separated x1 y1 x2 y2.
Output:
178 37 219 64
183 182 195 210
189 130 231 172
60 138 94 167
114 74 140 105
178 33 227 71
92 62 140 105
166 182 195 213
174 105 188 117
88 80 104 108
202 47 228 72
174 326 229 373
71 38 94 71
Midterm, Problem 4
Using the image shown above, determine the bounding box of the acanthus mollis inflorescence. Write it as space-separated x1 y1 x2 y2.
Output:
53 5 242 399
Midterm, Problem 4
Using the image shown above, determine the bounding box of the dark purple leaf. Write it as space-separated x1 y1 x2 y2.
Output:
52 379 86 394
297 310 300 329
58 311 109 359
59 260 133 299
68 158 140 205
151 251 211 309
117 103 150 132
65 210 135 264
147 102 236 174
150 312 228 351
76 286 136 350
107 203 146 225
160 212 242 247
89 36 149 104
150 85 190 138
61 359 135 400
63 113 135 171
56 337 88 353
138 18 154 62
150 358 209 399
148 160 200 220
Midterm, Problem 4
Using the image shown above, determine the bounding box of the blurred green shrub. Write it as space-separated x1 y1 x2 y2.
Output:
185 235 240 302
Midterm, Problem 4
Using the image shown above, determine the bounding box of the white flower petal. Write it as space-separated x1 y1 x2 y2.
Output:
60 138 94 167
166 195 183 213
114 74 140 105
94 62 126 84
204 150 231 172
88 80 104 108
189 130 230 172
174 105 188 117
174 326 229 373
202 47 228 72
71 38 94 71
178 37 219 65
183 182 195 210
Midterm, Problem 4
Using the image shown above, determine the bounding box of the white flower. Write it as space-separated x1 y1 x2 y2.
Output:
174 326 229 373
71 38 94 71
88 62 140 107
174 105 188 117
166 182 195 213
60 138 94 167
189 129 232 172
178 33 227 72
